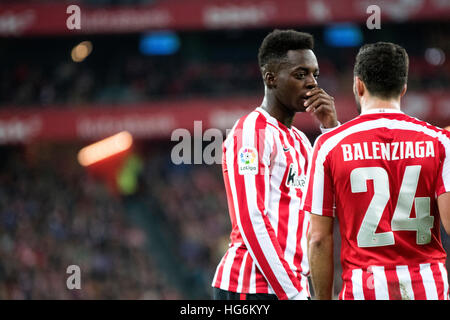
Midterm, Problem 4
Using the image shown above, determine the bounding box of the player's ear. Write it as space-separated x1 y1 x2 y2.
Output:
262 64 277 89
400 83 407 98
354 76 365 97
263 71 276 89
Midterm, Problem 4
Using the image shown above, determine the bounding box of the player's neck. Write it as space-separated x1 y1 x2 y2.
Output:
260 94 295 128
360 96 401 115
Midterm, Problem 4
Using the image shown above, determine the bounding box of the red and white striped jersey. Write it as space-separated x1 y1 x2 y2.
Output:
212 107 312 300
302 109 450 300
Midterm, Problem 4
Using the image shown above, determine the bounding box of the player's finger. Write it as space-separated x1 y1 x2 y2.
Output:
304 92 331 107
308 100 334 114
306 94 332 110
305 88 324 97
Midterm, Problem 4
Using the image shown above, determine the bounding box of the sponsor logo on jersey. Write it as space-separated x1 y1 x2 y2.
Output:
286 163 306 189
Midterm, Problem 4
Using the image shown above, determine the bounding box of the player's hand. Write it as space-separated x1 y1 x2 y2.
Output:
304 88 338 129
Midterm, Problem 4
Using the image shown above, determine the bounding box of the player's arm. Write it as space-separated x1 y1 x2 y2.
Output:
438 192 450 234
437 132 450 234
301 135 336 299
225 115 305 300
308 214 334 300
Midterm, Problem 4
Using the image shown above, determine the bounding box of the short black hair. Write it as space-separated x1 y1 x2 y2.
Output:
258 29 314 70
354 42 409 99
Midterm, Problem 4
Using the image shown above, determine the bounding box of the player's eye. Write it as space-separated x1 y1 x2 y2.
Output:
314 73 320 79
295 73 306 79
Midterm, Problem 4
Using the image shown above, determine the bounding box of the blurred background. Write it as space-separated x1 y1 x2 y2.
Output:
0 0 449 299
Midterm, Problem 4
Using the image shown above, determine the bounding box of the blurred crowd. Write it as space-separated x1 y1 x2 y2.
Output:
140 147 230 296
0 145 181 299
0 57 261 108
1 22 450 109
1 51 449 109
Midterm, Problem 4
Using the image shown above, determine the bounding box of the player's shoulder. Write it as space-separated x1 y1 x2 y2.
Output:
225 108 270 146
237 108 270 128
316 112 448 145
396 113 450 141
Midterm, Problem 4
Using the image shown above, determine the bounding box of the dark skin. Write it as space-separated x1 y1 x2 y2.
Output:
261 49 338 129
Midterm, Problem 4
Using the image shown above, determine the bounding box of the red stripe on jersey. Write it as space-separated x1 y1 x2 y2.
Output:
341 270 355 300
430 263 445 300
343 278 354 300
293 211 306 275
293 131 312 277
241 253 253 293
213 249 229 288
322 155 334 214
436 143 447 196
303 146 319 213
292 129 311 175
275 129 293 254
409 265 427 299
288 130 306 201
385 268 402 300
228 249 245 292
255 270 269 294
223 164 241 244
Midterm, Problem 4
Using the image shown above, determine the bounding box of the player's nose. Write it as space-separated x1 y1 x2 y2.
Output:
305 74 318 90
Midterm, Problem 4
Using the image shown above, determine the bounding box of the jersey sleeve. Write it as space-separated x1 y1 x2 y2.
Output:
436 129 450 196
223 112 304 300
301 136 335 217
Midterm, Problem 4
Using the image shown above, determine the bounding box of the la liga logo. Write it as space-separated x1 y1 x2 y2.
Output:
238 146 258 175
240 147 257 165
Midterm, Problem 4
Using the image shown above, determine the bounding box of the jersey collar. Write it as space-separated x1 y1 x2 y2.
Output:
361 108 404 115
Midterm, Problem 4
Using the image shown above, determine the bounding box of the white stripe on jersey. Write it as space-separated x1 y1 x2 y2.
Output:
396 265 415 300
420 263 439 300
372 266 389 300
351 269 365 300
249 262 257 293
345 263 449 300
438 262 449 300
284 134 301 276
219 243 239 290
236 251 249 293
266 133 284 236
341 282 346 300
300 211 310 275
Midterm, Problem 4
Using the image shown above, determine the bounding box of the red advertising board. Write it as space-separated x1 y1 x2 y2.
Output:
0 92 449 144
0 0 449 36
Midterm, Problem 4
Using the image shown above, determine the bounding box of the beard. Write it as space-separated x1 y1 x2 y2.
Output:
353 84 362 115
354 94 362 115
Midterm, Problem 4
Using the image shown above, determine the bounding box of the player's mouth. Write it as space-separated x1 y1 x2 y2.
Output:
298 95 309 108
